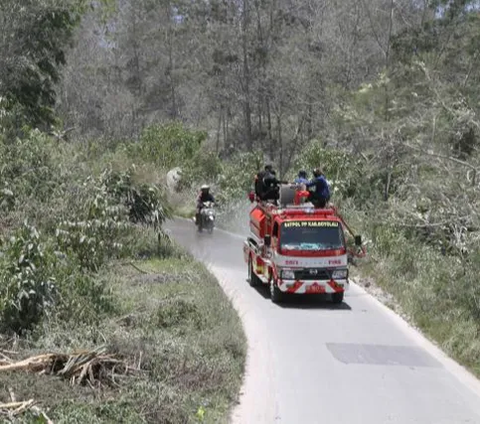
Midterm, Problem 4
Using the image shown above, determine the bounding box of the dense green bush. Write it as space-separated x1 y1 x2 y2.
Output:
102 167 172 228
0 130 174 334
177 149 223 190
215 151 264 205
0 223 58 334
127 122 207 170
0 130 58 209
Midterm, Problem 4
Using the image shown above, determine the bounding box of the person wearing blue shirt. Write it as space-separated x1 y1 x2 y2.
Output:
305 168 330 208
293 170 309 185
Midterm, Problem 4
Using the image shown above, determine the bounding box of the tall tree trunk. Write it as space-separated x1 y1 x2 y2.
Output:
131 15 141 138
216 111 222 153
242 0 253 149
267 98 274 161
277 114 283 176
383 0 395 200
166 0 177 119
222 112 227 148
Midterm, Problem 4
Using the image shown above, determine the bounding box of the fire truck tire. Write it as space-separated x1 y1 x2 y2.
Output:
248 256 261 287
270 279 284 303
331 292 344 304
279 185 296 207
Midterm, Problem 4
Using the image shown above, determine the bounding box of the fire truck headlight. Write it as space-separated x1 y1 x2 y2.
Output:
332 269 348 279
280 269 295 280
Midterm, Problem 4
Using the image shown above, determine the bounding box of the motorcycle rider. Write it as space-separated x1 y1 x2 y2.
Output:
196 184 215 226
306 168 330 208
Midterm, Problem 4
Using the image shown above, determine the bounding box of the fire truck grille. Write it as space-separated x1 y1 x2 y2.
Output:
294 268 331 280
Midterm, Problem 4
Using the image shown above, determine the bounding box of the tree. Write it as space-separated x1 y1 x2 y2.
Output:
0 0 84 133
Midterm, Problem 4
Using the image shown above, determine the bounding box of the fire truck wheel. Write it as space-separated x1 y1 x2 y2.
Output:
248 256 261 287
270 279 284 303
331 292 344 304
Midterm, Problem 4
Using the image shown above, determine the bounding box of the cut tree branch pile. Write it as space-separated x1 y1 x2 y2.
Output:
0 389 53 423
0 346 136 387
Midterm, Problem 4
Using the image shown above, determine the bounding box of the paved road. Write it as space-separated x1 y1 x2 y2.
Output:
166 218 480 424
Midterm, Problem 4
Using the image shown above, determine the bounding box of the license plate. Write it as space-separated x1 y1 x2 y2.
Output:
306 284 324 294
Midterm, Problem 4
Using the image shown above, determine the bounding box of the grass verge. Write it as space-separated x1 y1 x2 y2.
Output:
345 206 480 378
0 253 246 423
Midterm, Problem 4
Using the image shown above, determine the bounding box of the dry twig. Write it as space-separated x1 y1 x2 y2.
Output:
0 346 137 387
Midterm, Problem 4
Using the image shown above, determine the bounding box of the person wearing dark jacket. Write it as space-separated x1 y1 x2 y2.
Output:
255 164 274 199
262 169 281 202
196 184 215 225
306 168 330 208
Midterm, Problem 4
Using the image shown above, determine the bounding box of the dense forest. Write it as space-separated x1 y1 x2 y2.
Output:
1 0 480 420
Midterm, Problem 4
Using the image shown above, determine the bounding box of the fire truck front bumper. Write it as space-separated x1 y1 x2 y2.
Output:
278 278 349 294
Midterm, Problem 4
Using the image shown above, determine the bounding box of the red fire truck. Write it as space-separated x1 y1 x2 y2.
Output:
243 186 365 303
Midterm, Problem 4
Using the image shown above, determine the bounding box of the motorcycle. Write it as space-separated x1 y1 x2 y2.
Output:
196 201 216 233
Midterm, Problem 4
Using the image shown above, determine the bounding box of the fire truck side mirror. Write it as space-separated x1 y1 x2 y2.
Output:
355 235 362 246
264 235 271 247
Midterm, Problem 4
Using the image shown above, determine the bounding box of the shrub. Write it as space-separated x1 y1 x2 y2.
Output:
0 223 58 334
0 130 174 334
0 221 117 334
127 122 207 170
215 151 264 205
0 130 58 208
177 150 223 190
102 167 172 228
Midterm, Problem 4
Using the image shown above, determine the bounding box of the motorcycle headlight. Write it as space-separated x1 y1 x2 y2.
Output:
332 269 348 279
280 269 295 280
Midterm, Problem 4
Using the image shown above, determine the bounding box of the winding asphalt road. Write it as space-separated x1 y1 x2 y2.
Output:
166 217 480 424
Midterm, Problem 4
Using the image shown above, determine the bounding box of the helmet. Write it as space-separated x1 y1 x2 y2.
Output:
200 184 210 191
298 170 307 178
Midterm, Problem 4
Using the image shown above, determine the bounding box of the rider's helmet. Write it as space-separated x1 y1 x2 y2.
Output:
200 184 210 192
298 169 307 178
313 168 323 177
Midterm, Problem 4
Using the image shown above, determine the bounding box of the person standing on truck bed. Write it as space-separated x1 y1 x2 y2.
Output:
262 169 282 204
255 164 281 202
306 168 330 208
294 170 309 185
254 164 273 200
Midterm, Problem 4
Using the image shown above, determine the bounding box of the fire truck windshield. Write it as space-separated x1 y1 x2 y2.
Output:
280 220 344 251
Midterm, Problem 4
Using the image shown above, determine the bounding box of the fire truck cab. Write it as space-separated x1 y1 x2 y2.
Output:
243 185 364 304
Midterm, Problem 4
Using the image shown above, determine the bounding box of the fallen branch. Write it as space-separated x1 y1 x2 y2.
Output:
0 400 34 410
31 406 54 424
8 387 15 402
0 399 35 418
122 261 149 274
0 398 53 423
0 346 137 387
403 143 479 171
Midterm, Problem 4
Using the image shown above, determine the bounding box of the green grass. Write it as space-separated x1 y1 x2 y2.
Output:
0 255 246 423
354 221 480 378
174 206 196 219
